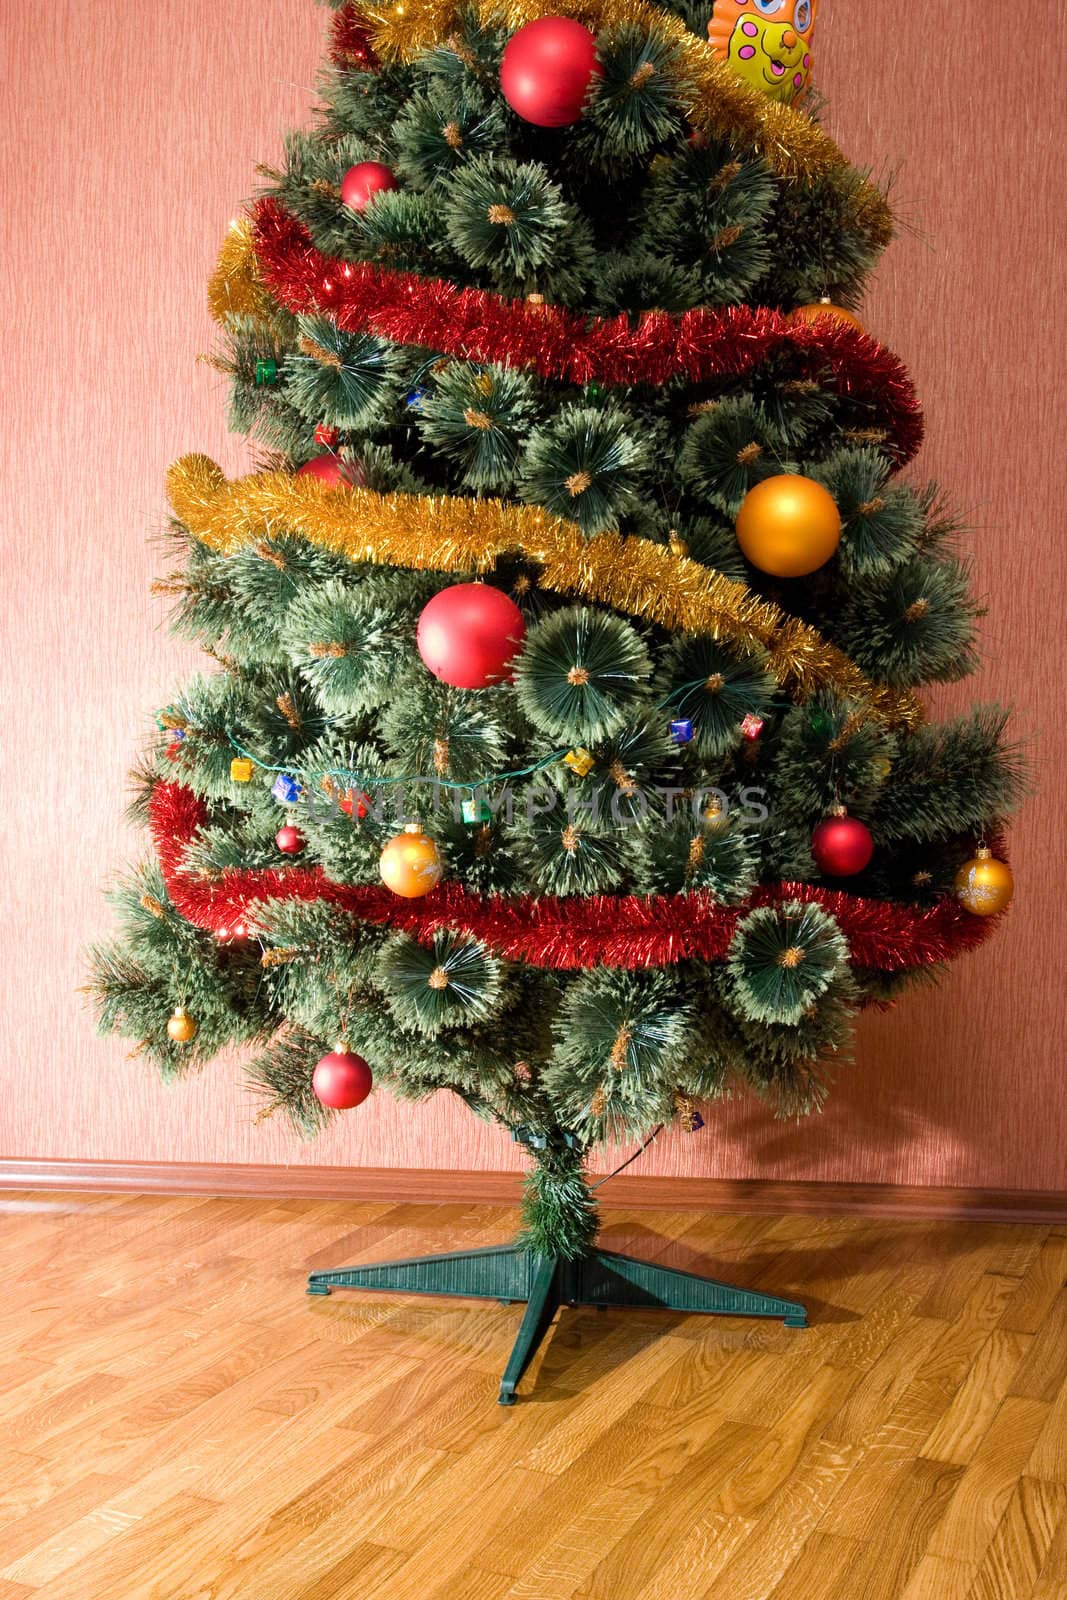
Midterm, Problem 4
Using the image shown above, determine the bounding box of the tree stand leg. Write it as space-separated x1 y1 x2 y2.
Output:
306 1236 807 1405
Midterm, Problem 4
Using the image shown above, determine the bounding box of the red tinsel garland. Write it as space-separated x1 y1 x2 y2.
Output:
251 199 925 465
152 782 996 973
330 3 378 70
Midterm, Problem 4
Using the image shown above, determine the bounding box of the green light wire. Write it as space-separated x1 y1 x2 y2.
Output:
222 677 737 798
226 733 570 794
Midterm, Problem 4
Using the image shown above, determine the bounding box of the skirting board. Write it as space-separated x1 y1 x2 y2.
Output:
1 1159 1066 1224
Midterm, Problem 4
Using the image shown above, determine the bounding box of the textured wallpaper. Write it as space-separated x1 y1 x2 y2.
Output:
4 0 1064 1190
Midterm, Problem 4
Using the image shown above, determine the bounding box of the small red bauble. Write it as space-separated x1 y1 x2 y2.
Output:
416 583 526 689
811 813 874 877
499 17 601 128
295 454 365 488
312 1047 373 1110
275 823 305 855
340 161 398 212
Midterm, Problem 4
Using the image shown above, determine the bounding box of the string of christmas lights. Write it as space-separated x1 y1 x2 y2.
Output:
152 781 1001 974
226 731 572 794
220 676 711 797
236 201 922 465
166 455 925 731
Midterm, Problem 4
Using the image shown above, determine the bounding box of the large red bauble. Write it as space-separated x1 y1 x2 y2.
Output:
416 583 526 689
275 823 304 855
340 161 398 212
312 1048 373 1110
811 814 875 877
500 17 602 128
295 454 365 488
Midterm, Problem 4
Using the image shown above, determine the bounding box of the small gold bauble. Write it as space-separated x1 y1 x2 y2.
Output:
379 824 444 899
735 474 841 578
167 1006 197 1044
954 848 1014 917
790 300 865 333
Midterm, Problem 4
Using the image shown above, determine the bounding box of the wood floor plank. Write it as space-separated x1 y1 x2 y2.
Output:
0 1473 122 1572
766 1531 864 1598
497 1481 653 1599
1028 1381 1067 1485
922 1329 1035 1464
927 1397 1052 1567
1031 1493 1067 1592
867 1274 1027 1460
625 1511 756 1600
1010 1291 1067 1403
580 1420 770 1600
278 1541 408 1600
823 1455 966 1600
1000 1237 1067 1334
898 1552 978 1600
23 1491 220 1600
515 1334 694 1477
964 1477 1067 1600
822 1309 946 1448
696 1434 862 1600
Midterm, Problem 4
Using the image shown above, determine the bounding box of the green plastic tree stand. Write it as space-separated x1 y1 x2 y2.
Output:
307 1242 808 1405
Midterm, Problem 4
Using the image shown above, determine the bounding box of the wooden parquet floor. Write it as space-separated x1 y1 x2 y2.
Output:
1 1192 1066 1599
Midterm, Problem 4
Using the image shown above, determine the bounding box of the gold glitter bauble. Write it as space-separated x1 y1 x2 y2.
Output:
166 1006 197 1044
954 848 1014 917
791 300 864 333
379 824 444 899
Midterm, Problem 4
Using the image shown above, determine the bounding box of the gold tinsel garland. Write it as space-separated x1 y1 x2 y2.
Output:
206 219 279 327
166 455 923 730
362 0 891 240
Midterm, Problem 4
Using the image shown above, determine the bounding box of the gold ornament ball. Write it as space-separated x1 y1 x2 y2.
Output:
167 1006 197 1044
735 474 842 578
790 300 865 333
379 824 444 898
954 848 1014 917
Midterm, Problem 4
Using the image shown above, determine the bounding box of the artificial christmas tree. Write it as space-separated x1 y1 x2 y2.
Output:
89 0 1024 1402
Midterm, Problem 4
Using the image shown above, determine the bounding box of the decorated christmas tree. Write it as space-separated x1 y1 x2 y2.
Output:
90 0 1023 1397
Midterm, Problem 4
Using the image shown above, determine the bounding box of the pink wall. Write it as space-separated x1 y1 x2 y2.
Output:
4 2 1064 1191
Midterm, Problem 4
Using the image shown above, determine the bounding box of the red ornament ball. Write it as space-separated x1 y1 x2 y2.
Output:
275 823 305 855
416 583 526 689
295 454 365 488
312 1048 373 1110
500 17 601 128
340 161 398 212
811 813 875 877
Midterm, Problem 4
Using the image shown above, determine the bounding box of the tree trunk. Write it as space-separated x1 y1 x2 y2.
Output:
517 1137 599 1261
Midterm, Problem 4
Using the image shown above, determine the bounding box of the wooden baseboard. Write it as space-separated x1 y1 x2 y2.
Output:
1 1158 1065 1224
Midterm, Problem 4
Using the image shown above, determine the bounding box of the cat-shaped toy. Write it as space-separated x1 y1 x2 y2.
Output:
707 0 818 104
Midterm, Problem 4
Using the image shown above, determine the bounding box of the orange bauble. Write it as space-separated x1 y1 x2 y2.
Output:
379 824 444 898
790 299 864 333
954 848 1014 917
735 474 841 578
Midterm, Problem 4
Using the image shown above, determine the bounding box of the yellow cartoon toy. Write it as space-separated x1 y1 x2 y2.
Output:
707 0 818 105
